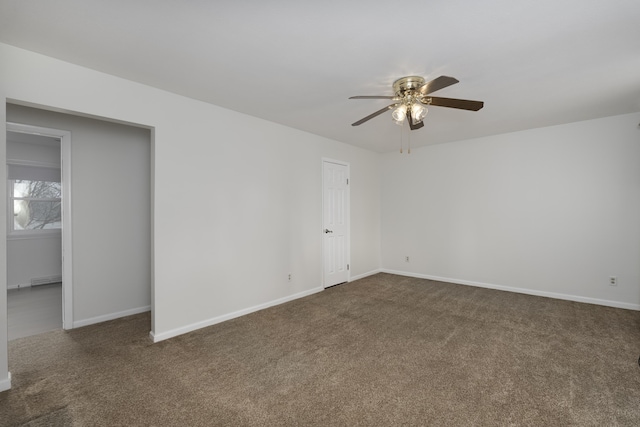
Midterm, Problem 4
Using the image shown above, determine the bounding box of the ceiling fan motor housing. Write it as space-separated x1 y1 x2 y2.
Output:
393 76 426 97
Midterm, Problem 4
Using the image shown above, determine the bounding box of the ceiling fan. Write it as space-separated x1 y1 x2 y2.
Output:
349 76 484 130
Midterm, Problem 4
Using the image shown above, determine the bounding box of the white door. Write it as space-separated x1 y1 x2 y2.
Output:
323 160 349 288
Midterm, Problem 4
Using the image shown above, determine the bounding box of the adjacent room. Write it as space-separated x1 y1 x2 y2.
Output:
6 130 62 340
0 0 639 425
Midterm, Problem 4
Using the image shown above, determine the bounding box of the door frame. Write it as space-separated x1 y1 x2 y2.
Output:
6 122 73 329
321 158 350 288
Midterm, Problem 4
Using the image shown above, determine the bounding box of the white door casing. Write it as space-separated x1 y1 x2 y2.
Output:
322 159 349 288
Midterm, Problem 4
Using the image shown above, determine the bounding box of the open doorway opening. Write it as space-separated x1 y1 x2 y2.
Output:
6 124 71 339
5 103 152 335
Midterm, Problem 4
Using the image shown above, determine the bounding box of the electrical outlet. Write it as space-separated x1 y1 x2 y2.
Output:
405 256 410 263
288 273 292 282
609 276 617 286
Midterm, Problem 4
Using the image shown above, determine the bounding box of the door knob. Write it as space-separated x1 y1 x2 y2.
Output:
324 229 333 233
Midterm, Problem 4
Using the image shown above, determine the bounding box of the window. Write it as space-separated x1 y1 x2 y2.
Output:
7 163 62 236
11 179 61 231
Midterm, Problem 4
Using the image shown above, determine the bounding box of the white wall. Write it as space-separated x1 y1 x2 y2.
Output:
0 42 381 388
7 237 61 289
381 112 640 309
7 104 152 324
147 100 381 341
6 134 62 289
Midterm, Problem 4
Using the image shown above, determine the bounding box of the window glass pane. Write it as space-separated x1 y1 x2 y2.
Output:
13 180 61 199
13 181 30 198
13 200 61 230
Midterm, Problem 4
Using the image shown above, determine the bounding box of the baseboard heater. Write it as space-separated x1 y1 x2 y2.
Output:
30 275 63 287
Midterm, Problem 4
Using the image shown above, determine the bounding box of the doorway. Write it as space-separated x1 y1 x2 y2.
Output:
6 123 72 333
322 159 350 288
5 103 152 334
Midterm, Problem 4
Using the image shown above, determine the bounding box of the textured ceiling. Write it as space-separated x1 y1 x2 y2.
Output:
1 0 639 152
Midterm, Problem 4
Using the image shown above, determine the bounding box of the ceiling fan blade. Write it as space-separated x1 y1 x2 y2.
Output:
349 95 396 99
425 96 484 111
351 104 398 126
406 111 424 130
417 76 459 95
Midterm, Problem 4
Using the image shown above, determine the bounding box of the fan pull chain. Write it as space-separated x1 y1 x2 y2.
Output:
407 127 411 154
399 121 403 153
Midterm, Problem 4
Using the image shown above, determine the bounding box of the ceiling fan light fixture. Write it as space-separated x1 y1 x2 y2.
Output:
348 75 483 130
391 105 407 122
411 103 428 123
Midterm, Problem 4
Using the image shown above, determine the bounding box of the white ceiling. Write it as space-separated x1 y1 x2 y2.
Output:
1 0 639 153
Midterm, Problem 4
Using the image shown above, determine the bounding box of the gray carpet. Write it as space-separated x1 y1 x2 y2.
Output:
2 273 639 426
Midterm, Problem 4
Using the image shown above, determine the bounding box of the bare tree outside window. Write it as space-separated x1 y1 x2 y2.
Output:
12 180 62 230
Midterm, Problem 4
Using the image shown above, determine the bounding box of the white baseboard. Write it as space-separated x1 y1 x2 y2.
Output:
73 305 151 328
150 287 324 343
0 372 11 392
349 269 381 282
381 269 640 311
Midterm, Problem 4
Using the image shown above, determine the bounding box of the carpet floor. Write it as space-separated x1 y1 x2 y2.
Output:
1 273 640 426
